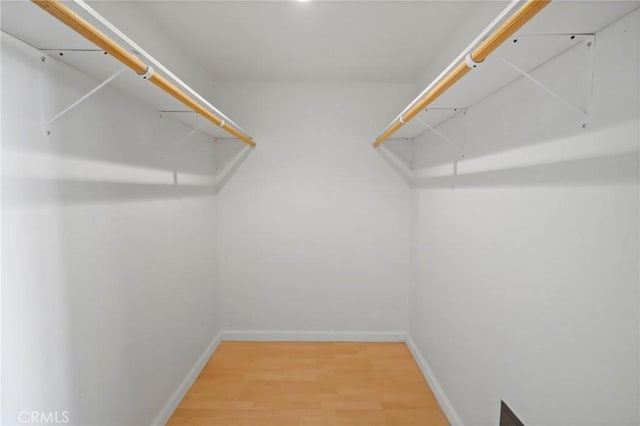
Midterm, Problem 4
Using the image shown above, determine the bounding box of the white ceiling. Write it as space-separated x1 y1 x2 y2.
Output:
109 0 639 83
116 1 487 83
2 1 637 84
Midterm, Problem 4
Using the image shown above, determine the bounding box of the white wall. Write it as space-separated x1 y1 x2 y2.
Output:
1 34 221 425
214 83 414 333
4 2 638 425
409 9 639 426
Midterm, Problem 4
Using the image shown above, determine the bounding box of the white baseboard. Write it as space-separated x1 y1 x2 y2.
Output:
404 334 465 426
221 329 406 342
152 331 223 426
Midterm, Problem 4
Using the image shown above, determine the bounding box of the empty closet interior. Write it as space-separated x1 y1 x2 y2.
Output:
2 0 639 425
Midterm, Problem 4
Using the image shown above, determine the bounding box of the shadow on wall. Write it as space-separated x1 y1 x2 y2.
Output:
378 117 639 189
409 119 640 188
413 150 638 189
2 178 217 206
2 138 250 206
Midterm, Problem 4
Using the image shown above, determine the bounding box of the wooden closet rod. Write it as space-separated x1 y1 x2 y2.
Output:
373 0 551 148
32 0 256 148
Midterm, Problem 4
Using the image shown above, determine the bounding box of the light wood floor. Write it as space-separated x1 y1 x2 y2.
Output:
168 341 449 426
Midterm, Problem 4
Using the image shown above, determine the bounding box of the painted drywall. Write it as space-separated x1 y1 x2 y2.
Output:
214 82 414 333
1 34 221 425
409 9 639 426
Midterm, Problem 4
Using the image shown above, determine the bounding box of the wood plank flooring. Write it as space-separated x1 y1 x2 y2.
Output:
167 342 449 426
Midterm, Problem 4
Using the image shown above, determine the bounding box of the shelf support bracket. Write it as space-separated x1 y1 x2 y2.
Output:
46 65 126 130
424 107 467 113
160 115 208 159
175 119 208 145
416 116 465 158
496 53 588 119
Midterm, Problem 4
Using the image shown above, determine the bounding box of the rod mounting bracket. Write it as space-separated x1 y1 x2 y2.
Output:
140 66 154 80
465 53 482 69
42 61 126 133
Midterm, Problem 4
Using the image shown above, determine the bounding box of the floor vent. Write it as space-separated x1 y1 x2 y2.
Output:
500 400 524 426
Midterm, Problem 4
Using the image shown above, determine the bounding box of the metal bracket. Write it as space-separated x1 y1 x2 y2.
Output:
416 115 466 158
159 115 208 159
465 53 482 69
139 66 154 80
44 65 126 133
424 107 467 113
496 34 595 127
40 48 136 53
498 54 587 116
387 137 415 170
583 36 596 128
409 137 415 170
